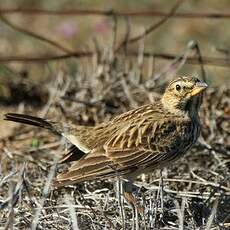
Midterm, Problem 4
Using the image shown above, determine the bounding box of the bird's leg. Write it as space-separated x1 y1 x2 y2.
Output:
123 180 139 230
123 180 144 214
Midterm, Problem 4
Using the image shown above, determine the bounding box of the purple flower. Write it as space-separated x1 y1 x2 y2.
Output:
57 21 78 39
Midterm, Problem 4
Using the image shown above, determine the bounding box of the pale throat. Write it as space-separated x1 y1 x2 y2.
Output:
161 94 200 118
161 95 187 116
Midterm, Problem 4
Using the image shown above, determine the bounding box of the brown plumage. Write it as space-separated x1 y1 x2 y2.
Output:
4 77 208 187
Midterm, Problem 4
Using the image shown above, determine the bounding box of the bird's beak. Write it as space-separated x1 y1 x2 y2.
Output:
190 82 208 96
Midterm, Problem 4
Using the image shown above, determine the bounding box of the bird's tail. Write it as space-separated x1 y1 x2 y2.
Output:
4 113 60 135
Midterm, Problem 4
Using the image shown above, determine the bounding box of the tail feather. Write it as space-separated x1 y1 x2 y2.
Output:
4 113 59 135
4 113 88 167
59 145 85 164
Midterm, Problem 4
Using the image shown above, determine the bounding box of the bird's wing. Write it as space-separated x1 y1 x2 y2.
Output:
55 117 178 187
54 146 116 187
58 145 86 164
105 118 169 168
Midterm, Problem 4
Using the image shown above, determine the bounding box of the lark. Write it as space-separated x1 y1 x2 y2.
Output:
4 77 207 189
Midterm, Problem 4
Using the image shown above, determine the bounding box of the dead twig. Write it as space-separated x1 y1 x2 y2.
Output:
0 8 230 19
115 0 185 52
0 52 229 68
0 14 73 54
192 41 207 82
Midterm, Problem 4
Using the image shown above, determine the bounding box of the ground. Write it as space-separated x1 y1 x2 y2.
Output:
0 1 230 229
0 60 229 229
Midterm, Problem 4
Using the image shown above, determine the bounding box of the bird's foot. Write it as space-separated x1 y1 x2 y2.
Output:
123 191 144 214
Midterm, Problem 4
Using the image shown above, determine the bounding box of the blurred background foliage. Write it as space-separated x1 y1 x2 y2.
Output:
0 0 229 95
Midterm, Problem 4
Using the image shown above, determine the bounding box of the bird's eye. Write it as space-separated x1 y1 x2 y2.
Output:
176 84 181 91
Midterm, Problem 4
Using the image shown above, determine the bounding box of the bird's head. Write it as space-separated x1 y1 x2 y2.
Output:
161 77 208 116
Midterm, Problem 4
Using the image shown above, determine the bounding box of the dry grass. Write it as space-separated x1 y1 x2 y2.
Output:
0 48 229 229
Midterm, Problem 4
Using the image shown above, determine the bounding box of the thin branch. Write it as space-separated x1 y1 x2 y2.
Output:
204 198 219 230
0 8 230 19
152 40 195 82
126 51 230 67
192 41 207 82
31 163 57 230
0 52 92 62
121 16 131 54
0 14 73 54
111 12 118 52
65 195 80 230
115 0 185 51
0 51 229 68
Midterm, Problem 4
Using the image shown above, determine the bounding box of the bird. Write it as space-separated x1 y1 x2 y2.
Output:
4 77 207 189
